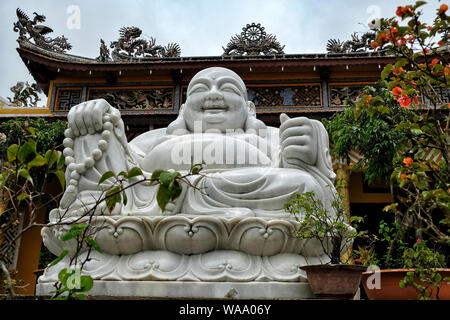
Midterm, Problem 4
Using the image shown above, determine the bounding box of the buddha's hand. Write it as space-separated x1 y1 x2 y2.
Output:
279 113 317 167
67 99 121 136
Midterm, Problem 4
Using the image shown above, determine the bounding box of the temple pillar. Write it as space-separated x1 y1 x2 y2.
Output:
335 165 352 263
335 165 351 219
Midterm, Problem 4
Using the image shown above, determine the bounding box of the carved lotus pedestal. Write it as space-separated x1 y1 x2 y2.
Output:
35 215 327 299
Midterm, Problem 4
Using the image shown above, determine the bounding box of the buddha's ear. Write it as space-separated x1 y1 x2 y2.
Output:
167 104 189 135
247 101 257 118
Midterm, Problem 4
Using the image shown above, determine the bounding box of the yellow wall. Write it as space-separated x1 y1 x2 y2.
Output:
349 172 393 203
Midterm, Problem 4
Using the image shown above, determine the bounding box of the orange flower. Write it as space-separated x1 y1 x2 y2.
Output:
430 58 440 66
371 41 379 49
396 95 411 108
392 87 403 96
378 32 387 43
401 173 408 180
403 157 413 167
439 4 448 14
413 96 419 105
427 26 432 31
422 48 430 55
393 67 405 75
366 95 372 103
390 27 398 35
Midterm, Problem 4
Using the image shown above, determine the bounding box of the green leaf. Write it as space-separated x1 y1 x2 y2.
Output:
395 58 408 69
122 190 128 206
61 224 88 241
45 150 61 169
160 171 180 187
381 64 393 80
150 169 164 181
415 1 427 8
56 152 65 170
17 192 28 201
27 154 47 169
85 237 103 253
127 167 143 179
156 185 171 211
18 168 33 185
7 144 19 162
58 268 71 285
75 293 88 300
27 127 36 137
105 186 122 212
53 170 66 190
98 171 115 185
17 140 37 163
47 250 68 269
78 275 94 293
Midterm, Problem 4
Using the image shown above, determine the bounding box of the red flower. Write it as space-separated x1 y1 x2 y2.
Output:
417 238 421 243
366 95 372 104
403 157 413 167
392 87 403 96
439 4 448 14
413 96 419 105
371 41 379 49
430 58 440 66
393 67 405 75
396 95 411 108
378 32 387 43
401 173 408 180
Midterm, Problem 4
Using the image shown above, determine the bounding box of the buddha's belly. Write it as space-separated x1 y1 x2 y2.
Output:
141 133 275 172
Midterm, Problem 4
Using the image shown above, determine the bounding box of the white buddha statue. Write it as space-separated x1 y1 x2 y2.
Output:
39 67 344 298
54 67 336 219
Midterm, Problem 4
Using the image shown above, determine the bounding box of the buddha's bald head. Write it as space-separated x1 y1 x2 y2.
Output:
167 67 266 135
187 67 248 101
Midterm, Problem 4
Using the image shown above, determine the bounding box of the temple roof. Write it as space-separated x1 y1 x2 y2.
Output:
18 39 396 95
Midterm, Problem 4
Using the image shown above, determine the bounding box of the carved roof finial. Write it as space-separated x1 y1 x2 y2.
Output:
223 23 285 56
13 8 72 53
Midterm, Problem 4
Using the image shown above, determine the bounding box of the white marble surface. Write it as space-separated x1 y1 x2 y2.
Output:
39 67 345 298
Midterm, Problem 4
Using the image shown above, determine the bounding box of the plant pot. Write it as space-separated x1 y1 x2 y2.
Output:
300 264 367 299
361 268 450 300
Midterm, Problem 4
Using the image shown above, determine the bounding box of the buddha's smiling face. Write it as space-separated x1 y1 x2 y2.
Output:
183 67 249 132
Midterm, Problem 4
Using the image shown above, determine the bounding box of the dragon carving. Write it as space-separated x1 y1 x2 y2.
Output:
223 23 285 56
109 26 181 61
7 82 42 107
326 32 377 54
13 8 72 53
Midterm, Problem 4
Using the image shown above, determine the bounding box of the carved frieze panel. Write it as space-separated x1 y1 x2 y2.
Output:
55 88 82 111
328 84 369 107
181 85 322 108
248 85 322 108
88 87 174 110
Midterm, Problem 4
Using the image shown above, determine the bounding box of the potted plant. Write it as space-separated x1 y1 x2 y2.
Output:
361 223 450 300
285 191 367 299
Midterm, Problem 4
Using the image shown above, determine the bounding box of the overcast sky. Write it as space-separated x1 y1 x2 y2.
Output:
0 0 444 105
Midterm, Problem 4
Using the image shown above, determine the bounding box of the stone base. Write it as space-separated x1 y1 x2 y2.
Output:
36 281 315 299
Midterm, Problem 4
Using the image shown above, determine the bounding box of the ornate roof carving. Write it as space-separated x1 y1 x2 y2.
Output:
326 32 378 54
13 8 72 53
7 81 42 107
107 26 181 61
223 23 285 56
